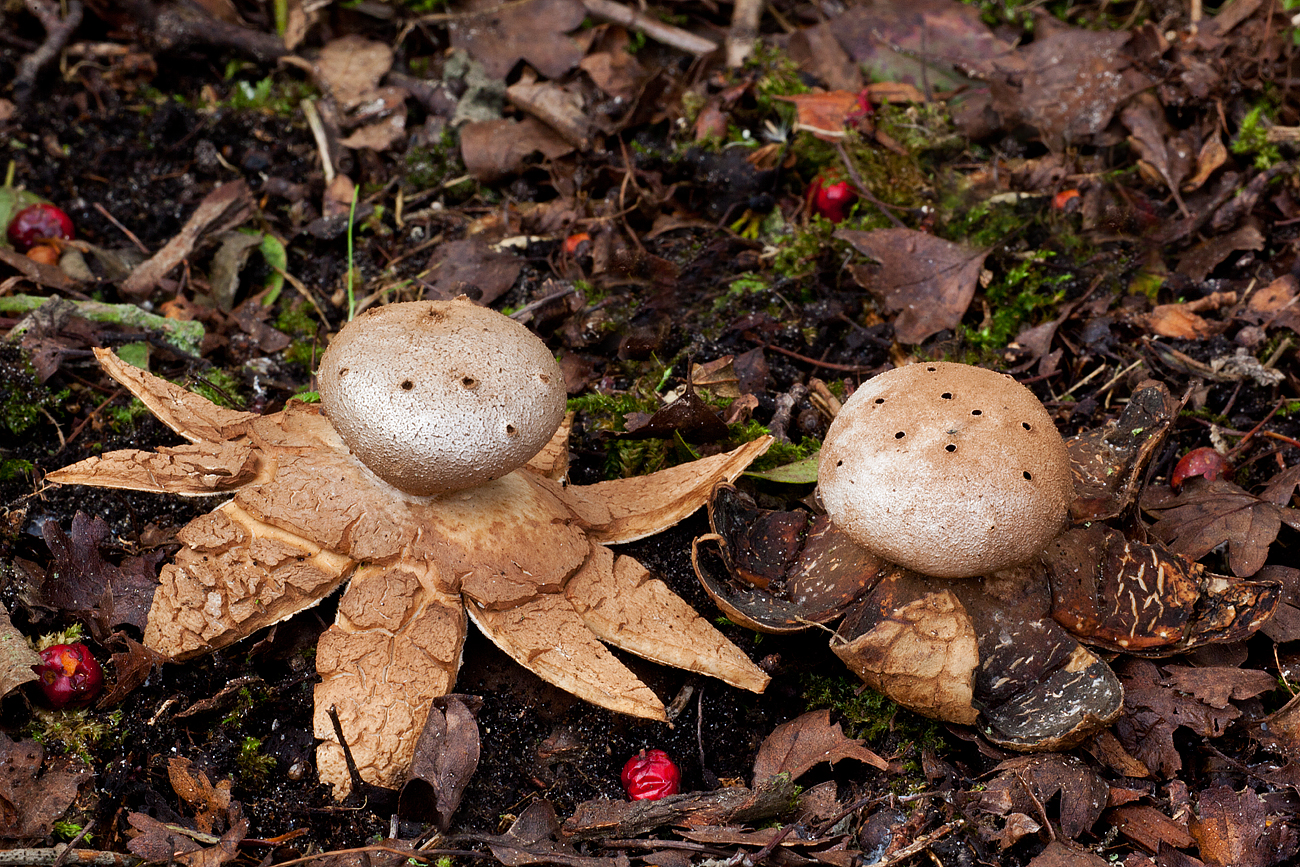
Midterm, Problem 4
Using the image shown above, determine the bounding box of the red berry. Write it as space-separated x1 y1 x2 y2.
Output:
621 748 681 800
32 643 104 709
808 176 857 224
7 203 75 252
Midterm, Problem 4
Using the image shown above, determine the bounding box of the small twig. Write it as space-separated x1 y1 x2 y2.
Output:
1093 358 1145 398
301 99 335 185
0 849 138 867
267 846 490 867
835 141 908 230
722 823 802 867
875 820 967 867
755 340 878 373
581 0 717 55
726 0 764 67
14 0 83 109
1016 770 1055 843
508 284 578 320
1225 396 1290 461
51 821 96 867
57 387 125 455
92 203 150 255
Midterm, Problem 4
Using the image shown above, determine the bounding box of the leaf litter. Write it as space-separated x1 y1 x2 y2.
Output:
0 0 1299 864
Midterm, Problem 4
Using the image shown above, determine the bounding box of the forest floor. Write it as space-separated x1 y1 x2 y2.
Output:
2 0 1300 866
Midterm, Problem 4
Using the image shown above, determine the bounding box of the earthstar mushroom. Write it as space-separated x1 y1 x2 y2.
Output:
48 303 773 797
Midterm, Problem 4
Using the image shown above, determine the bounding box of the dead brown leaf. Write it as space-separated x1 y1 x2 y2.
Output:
315 35 392 109
579 41 648 102
37 511 168 636
459 117 575 182
448 0 586 80
1107 803 1194 853
1121 93 1188 216
0 734 92 838
1027 840 1110 867
0 602 39 700
752 709 888 783
1183 135 1228 192
1240 274 1300 335
837 227 988 343
425 237 524 305
399 695 482 830
1190 785 1299 867
169 757 234 835
980 755 1108 840
1141 302 1225 339
622 389 729 442
1008 28 1144 151
1113 660 1246 778
1141 477 1300 578
1174 223 1266 282
1163 666 1277 709
773 91 860 140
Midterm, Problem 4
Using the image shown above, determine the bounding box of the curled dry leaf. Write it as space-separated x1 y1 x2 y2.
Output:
48 348 772 797
751 709 888 783
1064 381 1179 522
0 602 40 699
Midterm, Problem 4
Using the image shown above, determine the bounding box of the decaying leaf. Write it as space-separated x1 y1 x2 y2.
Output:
0 603 39 700
36 510 169 635
751 709 888 783
447 0 585 80
1142 477 1300 578
425 237 524 305
1113 659 1271 778
772 90 860 140
0 734 92 839
622 388 730 442
837 228 988 344
1190 784 1300 867
979 754 1108 840
399 696 483 829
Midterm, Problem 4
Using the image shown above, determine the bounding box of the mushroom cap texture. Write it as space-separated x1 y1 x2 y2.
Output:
318 299 566 496
818 362 1074 578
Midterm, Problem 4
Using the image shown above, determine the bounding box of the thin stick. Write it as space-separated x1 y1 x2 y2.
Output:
875 820 967 866
301 99 335 185
92 203 150 254
726 0 764 67
581 0 717 55
835 141 908 230
755 340 878 373
14 0 83 108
